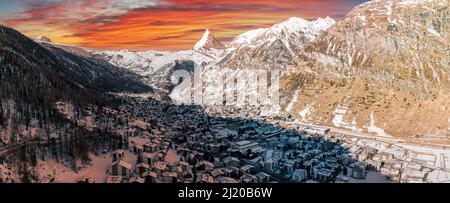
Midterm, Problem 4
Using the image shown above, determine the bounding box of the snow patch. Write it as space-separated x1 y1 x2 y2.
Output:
386 1 393 23
36 36 52 43
286 90 300 113
299 105 311 121
367 112 392 138
331 106 363 132
427 27 441 38
447 118 450 131
332 106 348 127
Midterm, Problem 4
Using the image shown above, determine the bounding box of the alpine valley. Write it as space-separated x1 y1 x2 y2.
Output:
0 0 449 183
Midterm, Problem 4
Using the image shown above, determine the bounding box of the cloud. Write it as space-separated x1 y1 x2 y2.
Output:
97 0 159 15
114 0 159 10
0 0 368 50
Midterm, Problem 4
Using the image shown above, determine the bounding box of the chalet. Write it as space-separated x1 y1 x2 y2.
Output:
367 159 383 171
210 168 225 178
239 165 255 175
337 154 351 166
110 160 132 179
131 144 144 155
380 152 394 161
78 176 95 183
143 171 158 183
106 176 123 183
240 174 258 183
196 161 214 172
179 161 190 171
172 166 183 175
215 176 239 183
223 156 240 168
181 172 194 183
157 152 165 161
255 172 271 183
291 169 308 182
317 168 333 183
140 152 158 165
336 175 350 183
352 163 366 179
135 163 150 175
162 172 178 183
205 143 223 153
233 140 260 151
223 167 240 178
154 161 167 175
144 143 158 152
112 149 125 162
197 173 214 183
213 158 224 168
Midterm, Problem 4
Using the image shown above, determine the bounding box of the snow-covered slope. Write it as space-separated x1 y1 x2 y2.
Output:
93 30 225 77
92 30 225 95
93 49 214 76
194 29 225 58
215 17 335 69
302 0 450 86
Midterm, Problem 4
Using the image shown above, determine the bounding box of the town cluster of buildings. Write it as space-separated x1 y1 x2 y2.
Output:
332 134 450 183
96 101 356 183
77 98 449 183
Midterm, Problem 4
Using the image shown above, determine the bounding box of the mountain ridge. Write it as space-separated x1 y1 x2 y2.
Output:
281 0 450 140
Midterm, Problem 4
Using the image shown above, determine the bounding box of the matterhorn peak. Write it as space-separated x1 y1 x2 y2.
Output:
194 29 225 50
36 36 52 43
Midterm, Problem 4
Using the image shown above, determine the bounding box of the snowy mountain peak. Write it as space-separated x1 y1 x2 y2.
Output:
217 16 335 69
36 36 52 43
277 17 310 28
229 16 335 48
194 29 224 50
194 29 211 50
274 16 336 33
314 16 336 27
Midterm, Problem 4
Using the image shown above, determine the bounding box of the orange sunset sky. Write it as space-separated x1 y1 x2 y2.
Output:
0 0 368 50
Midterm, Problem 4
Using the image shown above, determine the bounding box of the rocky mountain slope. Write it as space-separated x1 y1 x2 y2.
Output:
281 0 450 141
36 36 91 57
41 43 152 94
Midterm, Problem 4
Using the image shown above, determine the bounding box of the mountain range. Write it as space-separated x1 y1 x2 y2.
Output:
92 0 450 141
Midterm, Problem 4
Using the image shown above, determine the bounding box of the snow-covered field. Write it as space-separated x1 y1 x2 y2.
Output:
36 151 137 183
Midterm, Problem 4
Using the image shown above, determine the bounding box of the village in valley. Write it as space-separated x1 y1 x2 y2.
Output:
36 95 449 184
